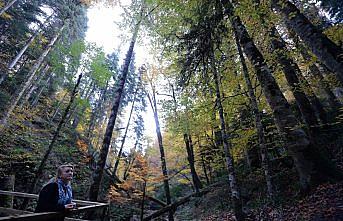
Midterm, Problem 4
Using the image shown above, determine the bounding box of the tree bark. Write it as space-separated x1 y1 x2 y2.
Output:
0 24 64 126
211 54 245 221
221 0 342 191
31 74 52 106
234 31 273 198
183 134 203 193
271 0 343 84
88 16 141 202
147 88 174 221
265 26 319 130
21 73 83 210
0 0 18 16
8 14 54 69
22 64 50 105
200 153 210 185
112 91 136 176
50 91 68 122
140 180 147 221
87 81 109 139
297 42 341 110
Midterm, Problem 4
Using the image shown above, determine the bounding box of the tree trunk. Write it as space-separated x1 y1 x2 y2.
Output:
143 187 210 221
50 91 68 122
21 73 83 210
266 26 319 131
271 0 343 84
8 13 54 69
234 31 273 198
88 17 141 202
87 81 109 139
222 0 342 191
31 75 52 106
140 180 147 221
0 25 64 125
147 89 174 221
297 42 341 110
22 64 50 105
211 54 245 221
112 91 136 176
123 142 137 180
201 153 210 185
0 0 18 16
296 69 328 123
183 134 203 193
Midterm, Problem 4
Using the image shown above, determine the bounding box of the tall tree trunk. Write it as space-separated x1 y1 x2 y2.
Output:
87 81 109 139
22 64 50 105
298 42 341 110
21 73 83 209
123 141 138 180
140 180 147 221
234 32 273 198
200 153 210 185
295 69 328 123
31 75 52 106
50 91 68 122
198 137 210 185
211 54 245 221
183 134 203 193
266 26 319 131
8 14 53 69
147 89 174 221
271 0 343 84
88 17 141 202
0 25 64 126
0 0 18 16
112 92 136 176
221 0 342 191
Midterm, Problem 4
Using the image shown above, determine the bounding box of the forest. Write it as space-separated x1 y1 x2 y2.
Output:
0 0 343 220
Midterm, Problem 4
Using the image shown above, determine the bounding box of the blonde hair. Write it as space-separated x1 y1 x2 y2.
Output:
45 164 74 186
56 164 74 179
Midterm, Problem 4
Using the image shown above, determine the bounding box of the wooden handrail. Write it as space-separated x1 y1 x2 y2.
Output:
0 190 106 206
0 208 90 221
0 204 107 221
0 190 109 221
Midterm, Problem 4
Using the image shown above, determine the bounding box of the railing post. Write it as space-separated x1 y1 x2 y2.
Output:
0 174 15 208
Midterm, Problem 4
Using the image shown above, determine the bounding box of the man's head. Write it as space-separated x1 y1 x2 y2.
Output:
57 164 74 183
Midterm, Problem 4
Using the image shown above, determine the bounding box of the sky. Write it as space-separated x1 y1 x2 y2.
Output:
85 3 157 151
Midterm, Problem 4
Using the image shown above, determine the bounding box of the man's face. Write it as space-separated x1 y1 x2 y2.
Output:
60 166 73 182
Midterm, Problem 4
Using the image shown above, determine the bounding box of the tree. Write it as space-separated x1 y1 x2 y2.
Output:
271 0 343 84
88 2 144 202
145 65 174 221
0 23 65 126
234 30 273 198
221 0 342 191
0 0 19 17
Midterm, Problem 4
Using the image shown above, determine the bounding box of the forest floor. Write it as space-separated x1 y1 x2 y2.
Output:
172 124 343 220
174 181 343 221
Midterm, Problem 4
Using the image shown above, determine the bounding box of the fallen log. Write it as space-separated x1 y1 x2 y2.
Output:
143 189 210 221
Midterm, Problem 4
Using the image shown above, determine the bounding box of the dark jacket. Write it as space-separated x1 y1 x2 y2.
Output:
35 182 66 221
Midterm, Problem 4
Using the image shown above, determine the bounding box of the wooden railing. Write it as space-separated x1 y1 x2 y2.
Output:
0 190 108 221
